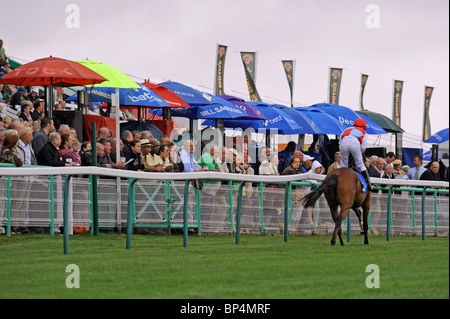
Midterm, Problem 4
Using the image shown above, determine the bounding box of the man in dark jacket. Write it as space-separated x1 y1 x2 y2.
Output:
36 132 68 167
420 161 440 181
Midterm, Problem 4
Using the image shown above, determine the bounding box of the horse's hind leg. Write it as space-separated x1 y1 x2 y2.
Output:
362 200 370 245
336 207 350 246
330 206 339 245
353 208 364 234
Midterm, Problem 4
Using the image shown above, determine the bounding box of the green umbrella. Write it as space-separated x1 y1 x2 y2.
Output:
356 110 404 133
75 59 140 89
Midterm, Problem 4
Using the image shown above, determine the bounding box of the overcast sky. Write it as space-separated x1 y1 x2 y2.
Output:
2 0 448 138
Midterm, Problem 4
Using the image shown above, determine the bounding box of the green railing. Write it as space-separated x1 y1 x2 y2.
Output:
0 164 448 255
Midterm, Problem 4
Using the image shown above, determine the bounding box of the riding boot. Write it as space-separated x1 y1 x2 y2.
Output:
362 170 373 192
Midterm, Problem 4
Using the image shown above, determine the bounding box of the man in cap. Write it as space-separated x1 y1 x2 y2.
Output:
10 87 28 108
392 159 408 179
339 118 372 191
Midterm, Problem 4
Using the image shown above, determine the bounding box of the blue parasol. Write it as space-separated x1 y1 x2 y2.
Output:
424 128 449 144
66 82 170 107
158 81 214 106
292 106 346 135
308 103 387 135
203 101 303 134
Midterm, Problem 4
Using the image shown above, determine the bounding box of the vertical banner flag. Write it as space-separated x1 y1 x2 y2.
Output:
360 74 369 110
214 44 227 96
422 86 434 141
282 60 295 107
392 80 403 127
328 67 343 104
240 51 261 101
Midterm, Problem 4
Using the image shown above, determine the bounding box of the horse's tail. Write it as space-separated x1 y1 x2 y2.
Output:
301 174 338 208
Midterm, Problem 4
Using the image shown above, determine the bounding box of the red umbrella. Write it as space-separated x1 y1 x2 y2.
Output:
0 56 107 86
141 81 190 108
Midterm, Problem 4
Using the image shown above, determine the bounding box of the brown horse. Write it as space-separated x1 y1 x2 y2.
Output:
301 167 371 245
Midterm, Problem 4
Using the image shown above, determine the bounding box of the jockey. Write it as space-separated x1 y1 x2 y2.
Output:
339 118 372 191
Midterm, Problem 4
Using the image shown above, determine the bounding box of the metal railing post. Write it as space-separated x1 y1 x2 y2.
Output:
64 175 73 255
386 185 394 241
284 181 291 243
235 181 245 244
183 179 191 248
126 178 138 250
422 186 428 241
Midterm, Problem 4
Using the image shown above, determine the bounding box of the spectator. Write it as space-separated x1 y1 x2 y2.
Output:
79 141 92 157
18 101 33 124
198 145 220 171
98 138 125 169
382 163 395 179
178 140 207 173
407 155 427 180
141 139 164 172
327 151 342 174
309 160 324 174
121 130 133 159
402 165 410 175
0 127 6 148
110 138 124 163
302 154 314 172
155 143 178 172
368 155 380 178
16 127 36 165
126 140 145 171
420 161 440 181
58 134 81 166
381 163 395 194
132 130 141 141
31 99 45 122
58 124 70 136
392 159 408 179
97 127 110 140
292 150 306 173
281 155 302 176
27 87 40 103
0 39 7 67
0 131 23 166
70 127 78 140
384 151 396 165
36 132 68 167
32 117 54 155
71 138 82 164
259 152 279 176
278 141 296 173
374 157 385 177
159 134 170 144
10 87 28 109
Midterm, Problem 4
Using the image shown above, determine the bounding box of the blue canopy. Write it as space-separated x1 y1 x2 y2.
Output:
272 104 330 134
424 128 449 144
66 82 170 107
292 107 346 135
158 81 214 106
203 101 304 134
308 103 387 135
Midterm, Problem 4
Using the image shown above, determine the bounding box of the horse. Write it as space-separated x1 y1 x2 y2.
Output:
301 167 371 245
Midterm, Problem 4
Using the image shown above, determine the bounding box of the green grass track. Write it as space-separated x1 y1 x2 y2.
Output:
0 234 448 299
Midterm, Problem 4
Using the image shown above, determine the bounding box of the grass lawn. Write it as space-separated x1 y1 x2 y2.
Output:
0 234 448 299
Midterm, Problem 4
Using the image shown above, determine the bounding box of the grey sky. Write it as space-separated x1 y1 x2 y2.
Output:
2 0 448 137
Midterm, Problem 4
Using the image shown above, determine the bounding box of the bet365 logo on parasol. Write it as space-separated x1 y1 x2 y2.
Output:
65 4 80 29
